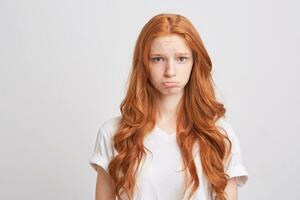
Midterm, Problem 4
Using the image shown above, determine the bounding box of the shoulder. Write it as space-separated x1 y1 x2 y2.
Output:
215 117 241 154
98 115 122 137
215 117 236 140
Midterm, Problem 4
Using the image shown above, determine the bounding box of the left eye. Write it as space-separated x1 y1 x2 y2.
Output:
178 57 188 62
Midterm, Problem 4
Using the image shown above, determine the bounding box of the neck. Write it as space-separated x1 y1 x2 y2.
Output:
156 91 184 122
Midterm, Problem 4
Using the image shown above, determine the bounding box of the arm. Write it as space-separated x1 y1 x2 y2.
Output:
224 178 238 200
95 166 116 200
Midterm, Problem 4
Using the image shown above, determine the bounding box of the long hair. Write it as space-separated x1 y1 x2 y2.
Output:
108 13 232 200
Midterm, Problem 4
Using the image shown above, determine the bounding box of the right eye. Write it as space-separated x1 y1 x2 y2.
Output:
151 57 164 62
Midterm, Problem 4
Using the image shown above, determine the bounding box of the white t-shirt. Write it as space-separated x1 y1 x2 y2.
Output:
89 116 249 200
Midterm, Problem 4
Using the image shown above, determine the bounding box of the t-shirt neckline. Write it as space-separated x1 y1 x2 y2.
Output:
154 125 177 137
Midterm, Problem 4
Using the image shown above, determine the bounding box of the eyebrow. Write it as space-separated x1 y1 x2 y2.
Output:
150 53 191 56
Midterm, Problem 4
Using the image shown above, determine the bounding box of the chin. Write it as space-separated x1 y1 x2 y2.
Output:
159 88 184 95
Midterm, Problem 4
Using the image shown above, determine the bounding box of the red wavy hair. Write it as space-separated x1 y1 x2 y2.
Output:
108 13 232 200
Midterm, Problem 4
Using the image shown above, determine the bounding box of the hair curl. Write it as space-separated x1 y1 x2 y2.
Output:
108 13 232 200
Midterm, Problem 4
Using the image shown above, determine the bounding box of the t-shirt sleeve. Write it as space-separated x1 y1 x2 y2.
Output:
89 127 115 174
217 118 249 187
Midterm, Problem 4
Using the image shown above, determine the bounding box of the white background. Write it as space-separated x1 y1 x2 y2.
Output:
0 0 299 199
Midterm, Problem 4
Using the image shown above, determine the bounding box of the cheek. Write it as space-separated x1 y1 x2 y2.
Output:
179 63 193 80
148 66 162 84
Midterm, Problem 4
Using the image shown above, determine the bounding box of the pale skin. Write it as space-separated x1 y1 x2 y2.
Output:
95 166 116 200
95 34 238 200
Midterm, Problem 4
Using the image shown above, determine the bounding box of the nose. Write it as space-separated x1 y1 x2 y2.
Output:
164 60 176 78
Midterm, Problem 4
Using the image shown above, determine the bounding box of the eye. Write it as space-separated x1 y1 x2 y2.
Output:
178 56 188 62
151 57 164 62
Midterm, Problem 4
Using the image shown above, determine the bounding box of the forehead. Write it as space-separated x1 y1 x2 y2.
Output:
150 34 192 54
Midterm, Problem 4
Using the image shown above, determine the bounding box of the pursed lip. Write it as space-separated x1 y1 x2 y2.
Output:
162 81 178 83
162 81 180 87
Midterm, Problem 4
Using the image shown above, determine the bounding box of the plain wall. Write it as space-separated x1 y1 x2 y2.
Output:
0 0 299 199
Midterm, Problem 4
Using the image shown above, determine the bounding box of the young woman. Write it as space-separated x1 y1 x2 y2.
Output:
89 13 249 200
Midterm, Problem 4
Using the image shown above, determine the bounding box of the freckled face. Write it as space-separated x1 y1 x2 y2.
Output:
148 34 193 96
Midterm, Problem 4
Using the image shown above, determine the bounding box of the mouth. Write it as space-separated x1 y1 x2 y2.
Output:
162 82 180 88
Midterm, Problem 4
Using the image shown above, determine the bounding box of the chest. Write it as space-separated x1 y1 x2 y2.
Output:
129 131 212 200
